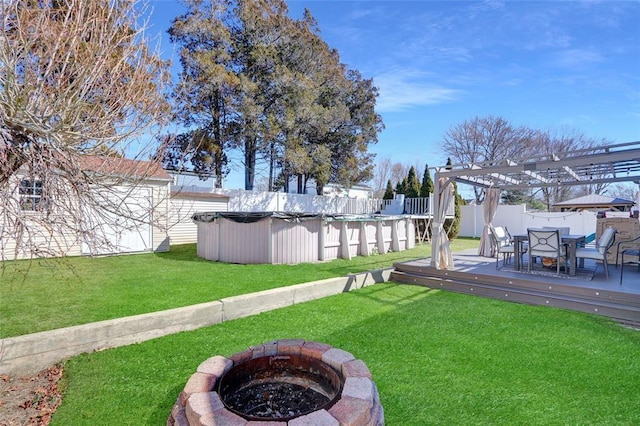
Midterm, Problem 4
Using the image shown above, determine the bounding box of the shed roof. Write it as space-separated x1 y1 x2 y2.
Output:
77 156 172 181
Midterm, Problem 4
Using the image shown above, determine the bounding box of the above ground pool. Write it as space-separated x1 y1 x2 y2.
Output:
193 212 416 264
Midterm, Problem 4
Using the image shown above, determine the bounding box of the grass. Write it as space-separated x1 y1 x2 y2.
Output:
50 284 640 425
0 238 479 338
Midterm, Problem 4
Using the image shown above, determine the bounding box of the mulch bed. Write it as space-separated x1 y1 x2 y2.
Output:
0 364 63 426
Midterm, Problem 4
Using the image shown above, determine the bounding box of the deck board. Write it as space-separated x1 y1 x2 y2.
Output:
391 249 640 326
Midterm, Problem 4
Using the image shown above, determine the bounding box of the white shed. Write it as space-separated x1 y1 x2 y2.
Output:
1 157 172 260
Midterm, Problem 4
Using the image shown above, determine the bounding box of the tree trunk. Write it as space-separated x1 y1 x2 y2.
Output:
244 136 256 190
268 141 276 191
213 92 223 189
1 148 27 186
297 174 303 194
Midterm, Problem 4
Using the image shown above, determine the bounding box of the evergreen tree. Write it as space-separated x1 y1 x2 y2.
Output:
447 189 462 240
162 0 382 191
405 166 421 198
501 190 527 205
420 164 434 197
444 158 461 240
165 0 238 187
383 180 395 199
395 178 407 194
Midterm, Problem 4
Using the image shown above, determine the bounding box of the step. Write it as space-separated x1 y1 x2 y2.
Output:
390 270 640 326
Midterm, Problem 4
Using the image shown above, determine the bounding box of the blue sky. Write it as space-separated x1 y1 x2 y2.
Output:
146 0 640 189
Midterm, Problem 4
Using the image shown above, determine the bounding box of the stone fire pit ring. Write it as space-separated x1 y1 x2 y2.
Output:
168 339 384 425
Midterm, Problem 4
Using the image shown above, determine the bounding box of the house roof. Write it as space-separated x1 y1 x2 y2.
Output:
77 156 172 181
553 194 635 207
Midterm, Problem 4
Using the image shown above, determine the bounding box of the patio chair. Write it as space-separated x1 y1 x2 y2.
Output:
543 226 571 235
615 235 640 284
527 228 567 275
574 226 617 279
615 235 640 265
490 225 515 269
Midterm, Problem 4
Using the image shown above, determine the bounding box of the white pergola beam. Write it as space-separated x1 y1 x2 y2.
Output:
489 172 521 185
523 170 550 183
563 165 581 181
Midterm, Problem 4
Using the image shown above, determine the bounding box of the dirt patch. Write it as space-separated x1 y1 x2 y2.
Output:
0 365 63 426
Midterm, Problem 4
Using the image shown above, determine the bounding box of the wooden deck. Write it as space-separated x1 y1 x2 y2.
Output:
391 249 640 326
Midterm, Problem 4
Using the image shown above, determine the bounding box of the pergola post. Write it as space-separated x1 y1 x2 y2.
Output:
426 142 640 269
430 174 441 268
430 174 454 269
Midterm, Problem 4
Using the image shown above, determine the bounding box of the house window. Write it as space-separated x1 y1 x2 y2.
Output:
19 179 44 211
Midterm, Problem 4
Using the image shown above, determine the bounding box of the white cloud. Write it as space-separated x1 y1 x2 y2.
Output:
373 70 461 112
553 48 605 68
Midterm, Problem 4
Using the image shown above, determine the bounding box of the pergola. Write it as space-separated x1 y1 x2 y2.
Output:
430 141 640 269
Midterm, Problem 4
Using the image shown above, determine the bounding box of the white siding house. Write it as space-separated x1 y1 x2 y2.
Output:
168 191 229 244
322 183 373 199
165 170 229 245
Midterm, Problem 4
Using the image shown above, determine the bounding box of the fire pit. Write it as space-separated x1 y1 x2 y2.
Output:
168 339 384 425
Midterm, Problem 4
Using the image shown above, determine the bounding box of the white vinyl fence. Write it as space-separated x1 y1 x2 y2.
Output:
220 190 444 216
221 189 384 214
459 204 599 238
220 189 442 215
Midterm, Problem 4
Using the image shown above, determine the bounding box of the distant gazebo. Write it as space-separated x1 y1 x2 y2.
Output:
553 194 636 212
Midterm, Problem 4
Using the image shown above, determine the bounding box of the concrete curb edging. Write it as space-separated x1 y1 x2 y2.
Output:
0 268 392 377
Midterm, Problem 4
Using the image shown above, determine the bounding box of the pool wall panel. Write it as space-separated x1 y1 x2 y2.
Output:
272 218 320 264
324 222 341 261
220 218 270 264
196 214 417 264
196 220 219 261
364 221 378 255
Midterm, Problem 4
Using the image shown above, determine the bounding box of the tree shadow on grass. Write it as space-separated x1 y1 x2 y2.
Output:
56 284 640 425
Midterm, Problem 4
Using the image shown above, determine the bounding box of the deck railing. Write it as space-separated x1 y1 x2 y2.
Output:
219 189 453 217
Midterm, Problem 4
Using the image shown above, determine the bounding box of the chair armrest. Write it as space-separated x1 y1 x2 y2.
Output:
616 235 640 264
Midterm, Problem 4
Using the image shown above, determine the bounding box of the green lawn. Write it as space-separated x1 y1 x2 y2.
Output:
51 284 640 425
0 239 478 338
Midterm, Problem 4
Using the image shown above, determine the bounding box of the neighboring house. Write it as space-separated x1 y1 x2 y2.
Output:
322 183 373 199
169 170 217 193
167 170 229 245
553 194 636 212
283 175 373 198
2 157 173 261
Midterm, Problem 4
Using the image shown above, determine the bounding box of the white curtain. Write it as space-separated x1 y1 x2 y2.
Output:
432 177 455 269
478 187 501 257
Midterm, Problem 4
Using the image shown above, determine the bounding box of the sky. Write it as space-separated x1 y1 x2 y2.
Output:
145 0 640 190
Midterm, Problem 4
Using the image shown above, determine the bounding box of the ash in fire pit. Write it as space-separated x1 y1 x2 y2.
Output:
223 380 328 418
218 354 342 420
168 339 384 426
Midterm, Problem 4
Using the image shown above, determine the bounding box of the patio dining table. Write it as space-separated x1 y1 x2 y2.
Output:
513 233 586 276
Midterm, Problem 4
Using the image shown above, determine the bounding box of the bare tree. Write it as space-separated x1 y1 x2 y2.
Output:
370 156 392 197
390 162 410 188
1 0 171 261
537 129 611 209
606 182 639 201
441 115 538 203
